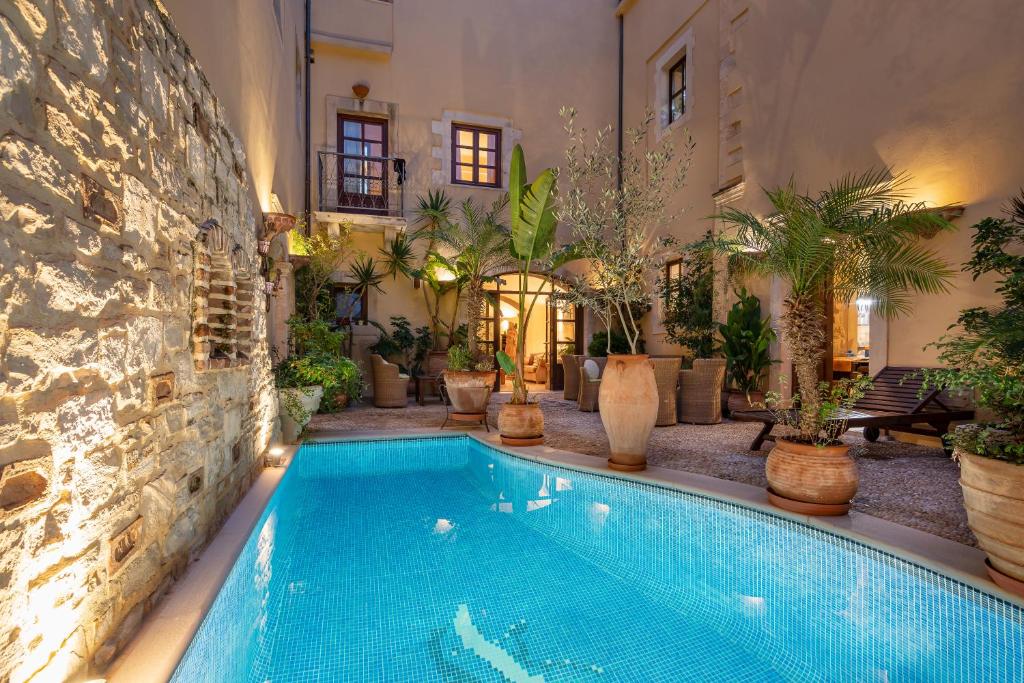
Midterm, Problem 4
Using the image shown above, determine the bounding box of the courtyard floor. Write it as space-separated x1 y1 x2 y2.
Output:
308 390 973 547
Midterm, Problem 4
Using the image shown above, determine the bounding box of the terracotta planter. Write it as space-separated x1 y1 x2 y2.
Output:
599 354 658 472
278 385 323 444
443 370 494 414
766 438 858 513
958 449 1024 591
727 389 764 414
498 402 544 446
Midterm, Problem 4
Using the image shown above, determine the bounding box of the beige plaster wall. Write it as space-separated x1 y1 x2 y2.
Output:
622 0 1024 368
0 0 280 679
307 0 619 362
159 0 306 214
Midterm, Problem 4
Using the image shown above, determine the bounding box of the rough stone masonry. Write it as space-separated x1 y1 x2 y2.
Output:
0 0 277 680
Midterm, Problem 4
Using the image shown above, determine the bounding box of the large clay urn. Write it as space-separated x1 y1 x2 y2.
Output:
498 402 544 446
765 439 858 515
958 449 1024 597
599 354 658 471
443 370 494 414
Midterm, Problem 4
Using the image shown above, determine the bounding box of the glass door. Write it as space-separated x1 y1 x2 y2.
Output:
337 114 388 214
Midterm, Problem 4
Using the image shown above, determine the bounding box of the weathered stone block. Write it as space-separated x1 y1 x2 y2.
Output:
55 0 109 83
0 15 34 117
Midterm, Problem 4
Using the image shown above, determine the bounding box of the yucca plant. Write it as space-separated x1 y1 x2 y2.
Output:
432 195 514 361
712 170 955 442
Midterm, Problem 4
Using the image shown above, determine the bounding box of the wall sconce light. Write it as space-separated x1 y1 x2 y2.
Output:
262 212 297 241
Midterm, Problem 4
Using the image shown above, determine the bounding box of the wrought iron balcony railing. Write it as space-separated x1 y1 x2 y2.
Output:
317 150 406 217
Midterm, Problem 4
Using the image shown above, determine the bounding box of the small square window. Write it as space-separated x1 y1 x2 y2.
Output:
668 55 686 124
451 123 502 188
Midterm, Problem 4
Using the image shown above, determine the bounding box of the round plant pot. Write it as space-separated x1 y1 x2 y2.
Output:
727 389 764 414
765 438 858 514
498 402 544 446
443 370 494 414
278 385 323 444
599 354 658 472
958 449 1024 594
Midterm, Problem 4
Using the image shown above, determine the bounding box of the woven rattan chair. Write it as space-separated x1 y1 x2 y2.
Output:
562 354 582 400
677 358 726 424
649 357 683 426
370 354 409 408
578 359 602 412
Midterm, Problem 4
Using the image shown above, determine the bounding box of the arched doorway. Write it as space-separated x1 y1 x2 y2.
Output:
481 273 583 391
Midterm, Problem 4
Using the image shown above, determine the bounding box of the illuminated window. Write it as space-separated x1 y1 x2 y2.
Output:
451 123 501 188
668 56 686 123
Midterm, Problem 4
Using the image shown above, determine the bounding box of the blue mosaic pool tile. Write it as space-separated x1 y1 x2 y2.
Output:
172 435 1024 683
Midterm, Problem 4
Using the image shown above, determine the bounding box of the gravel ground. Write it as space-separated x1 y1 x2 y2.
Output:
309 390 973 546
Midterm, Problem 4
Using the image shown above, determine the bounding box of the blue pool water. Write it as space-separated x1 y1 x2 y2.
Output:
173 436 1023 682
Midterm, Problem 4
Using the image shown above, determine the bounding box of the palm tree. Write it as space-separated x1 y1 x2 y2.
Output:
713 169 955 441
432 195 514 361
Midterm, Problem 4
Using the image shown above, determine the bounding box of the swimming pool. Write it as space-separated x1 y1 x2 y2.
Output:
173 435 1023 682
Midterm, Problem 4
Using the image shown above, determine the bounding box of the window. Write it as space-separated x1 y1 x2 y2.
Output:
334 285 368 326
451 123 501 188
668 55 686 124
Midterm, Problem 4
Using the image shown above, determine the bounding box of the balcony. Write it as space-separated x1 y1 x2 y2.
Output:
314 151 407 238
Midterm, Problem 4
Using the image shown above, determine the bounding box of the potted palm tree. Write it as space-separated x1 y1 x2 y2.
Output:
920 192 1024 597
719 288 777 413
495 145 560 446
714 170 954 513
558 107 692 470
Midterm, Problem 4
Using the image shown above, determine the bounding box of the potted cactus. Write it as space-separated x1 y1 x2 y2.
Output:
919 193 1024 597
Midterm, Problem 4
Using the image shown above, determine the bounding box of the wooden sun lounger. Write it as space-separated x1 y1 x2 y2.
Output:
730 366 975 451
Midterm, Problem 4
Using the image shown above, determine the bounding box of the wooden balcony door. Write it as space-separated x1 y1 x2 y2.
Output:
337 114 388 214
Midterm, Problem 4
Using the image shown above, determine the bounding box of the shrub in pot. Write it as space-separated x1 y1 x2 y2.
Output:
919 193 1024 596
558 107 692 470
274 360 323 444
718 288 777 413
443 344 495 415
712 169 954 512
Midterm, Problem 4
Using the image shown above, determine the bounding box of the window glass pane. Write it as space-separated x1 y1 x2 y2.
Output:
365 161 383 178
480 132 497 150
458 147 475 164
457 129 474 146
343 178 362 194
671 64 684 94
364 123 383 141
456 164 474 182
478 150 495 167
366 142 383 157
481 167 496 185
343 120 361 137
670 94 684 122
367 179 384 196
343 140 361 155
343 158 361 175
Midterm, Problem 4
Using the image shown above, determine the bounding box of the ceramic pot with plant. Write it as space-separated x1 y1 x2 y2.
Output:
712 169 954 513
558 107 692 470
919 193 1024 597
496 145 562 446
599 354 659 471
443 344 495 415
274 360 323 444
718 288 777 414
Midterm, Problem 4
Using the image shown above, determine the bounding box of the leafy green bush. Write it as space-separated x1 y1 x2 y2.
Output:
587 329 643 356
290 355 364 411
920 192 1024 464
718 288 777 394
658 231 715 358
287 317 347 358
369 316 432 376
447 344 472 371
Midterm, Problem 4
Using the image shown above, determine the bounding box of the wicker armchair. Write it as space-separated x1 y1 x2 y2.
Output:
578 359 603 412
677 358 727 424
562 354 582 400
649 357 682 426
370 354 409 408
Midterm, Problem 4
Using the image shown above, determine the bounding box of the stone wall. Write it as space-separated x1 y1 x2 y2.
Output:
0 0 277 680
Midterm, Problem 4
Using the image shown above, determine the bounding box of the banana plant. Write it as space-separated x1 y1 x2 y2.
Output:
496 145 559 405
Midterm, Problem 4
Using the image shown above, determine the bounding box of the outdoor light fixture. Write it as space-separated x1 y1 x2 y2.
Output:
352 82 370 99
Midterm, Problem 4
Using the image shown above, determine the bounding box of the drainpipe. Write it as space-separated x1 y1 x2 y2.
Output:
616 9 623 191
303 0 312 231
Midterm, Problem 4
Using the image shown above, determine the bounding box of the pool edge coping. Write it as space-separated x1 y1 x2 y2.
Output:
108 428 1024 683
